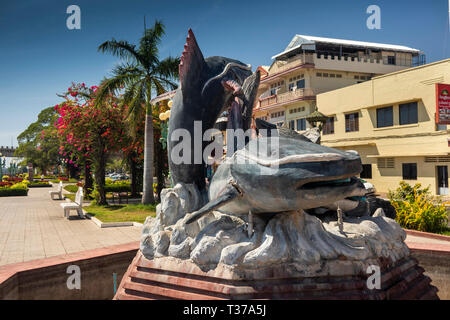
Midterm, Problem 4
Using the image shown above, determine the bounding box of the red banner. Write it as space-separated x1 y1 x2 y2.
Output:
436 83 450 125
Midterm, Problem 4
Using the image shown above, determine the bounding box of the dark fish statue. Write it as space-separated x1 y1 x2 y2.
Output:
168 29 260 191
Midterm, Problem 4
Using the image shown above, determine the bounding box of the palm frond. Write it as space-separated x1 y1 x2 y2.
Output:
154 77 179 91
138 20 166 69
98 39 143 65
128 81 146 119
95 72 140 107
152 56 180 80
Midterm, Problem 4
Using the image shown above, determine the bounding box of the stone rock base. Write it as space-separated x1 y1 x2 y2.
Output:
114 251 439 300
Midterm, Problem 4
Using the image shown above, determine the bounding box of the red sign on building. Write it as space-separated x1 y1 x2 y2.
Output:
436 83 450 125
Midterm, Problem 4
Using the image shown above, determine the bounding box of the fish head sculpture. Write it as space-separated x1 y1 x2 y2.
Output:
186 136 366 223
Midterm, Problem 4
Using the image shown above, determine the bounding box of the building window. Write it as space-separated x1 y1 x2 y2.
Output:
376 106 393 128
316 72 322 77
399 102 418 125
402 163 417 180
296 79 305 89
378 158 395 169
322 117 334 135
360 164 372 179
271 111 285 118
289 107 305 114
296 118 306 131
336 74 342 78
323 73 329 78
354 75 360 80
290 120 295 130
330 74 336 78
387 56 396 65
345 113 359 132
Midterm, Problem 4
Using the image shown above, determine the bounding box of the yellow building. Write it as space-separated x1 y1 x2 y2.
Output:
253 35 425 132
317 59 450 196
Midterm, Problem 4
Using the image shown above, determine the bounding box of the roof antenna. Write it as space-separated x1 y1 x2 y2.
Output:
144 15 146 32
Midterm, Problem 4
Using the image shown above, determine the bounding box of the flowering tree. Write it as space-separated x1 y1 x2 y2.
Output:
56 83 127 204
16 106 62 175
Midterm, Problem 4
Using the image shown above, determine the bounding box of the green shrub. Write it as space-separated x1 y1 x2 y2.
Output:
10 182 28 190
105 182 131 193
68 178 78 183
28 182 51 188
389 182 449 233
388 181 431 202
0 184 28 196
50 179 60 183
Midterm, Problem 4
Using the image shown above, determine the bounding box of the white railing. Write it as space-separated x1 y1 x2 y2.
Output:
259 88 315 109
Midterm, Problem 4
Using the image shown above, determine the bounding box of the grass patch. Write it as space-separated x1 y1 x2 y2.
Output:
64 184 79 193
65 193 75 201
84 203 156 224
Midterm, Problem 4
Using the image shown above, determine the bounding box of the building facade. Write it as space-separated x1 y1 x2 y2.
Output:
253 35 425 132
317 59 450 196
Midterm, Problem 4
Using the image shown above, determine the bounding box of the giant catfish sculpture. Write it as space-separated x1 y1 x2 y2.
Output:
140 30 407 273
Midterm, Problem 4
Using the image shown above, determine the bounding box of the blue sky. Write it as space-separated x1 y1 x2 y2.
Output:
0 0 448 146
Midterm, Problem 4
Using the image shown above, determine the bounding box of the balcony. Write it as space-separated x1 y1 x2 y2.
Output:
263 54 314 81
258 88 316 110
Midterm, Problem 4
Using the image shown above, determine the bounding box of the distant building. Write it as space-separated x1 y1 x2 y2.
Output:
0 146 16 157
253 34 425 131
317 59 450 196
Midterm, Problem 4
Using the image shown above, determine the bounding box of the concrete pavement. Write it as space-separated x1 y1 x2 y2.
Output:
0 186 142 266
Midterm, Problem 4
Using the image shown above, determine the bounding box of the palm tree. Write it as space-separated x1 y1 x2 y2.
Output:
95 20 179 204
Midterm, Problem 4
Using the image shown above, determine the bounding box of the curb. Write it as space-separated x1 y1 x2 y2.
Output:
404 229 450 242
84 211 143 229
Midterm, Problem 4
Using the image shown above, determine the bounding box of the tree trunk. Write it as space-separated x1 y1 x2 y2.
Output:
128 154 139 198
154 131 165 202
95 143 107 206
84 160 93 198
142 107 155 205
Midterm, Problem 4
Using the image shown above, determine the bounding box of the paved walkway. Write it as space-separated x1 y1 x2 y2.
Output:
405 234 450 246
0 186 142 266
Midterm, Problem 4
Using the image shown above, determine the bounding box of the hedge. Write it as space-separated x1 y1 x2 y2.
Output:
104 183 131 193
28 182 52 188
0 187 28 197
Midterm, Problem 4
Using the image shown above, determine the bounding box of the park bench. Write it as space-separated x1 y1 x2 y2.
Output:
60 187 84 219
49 181 63 200
111 191 129 204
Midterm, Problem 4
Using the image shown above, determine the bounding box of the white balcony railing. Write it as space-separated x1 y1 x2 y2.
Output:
268 54 314 75
259 88 315 109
